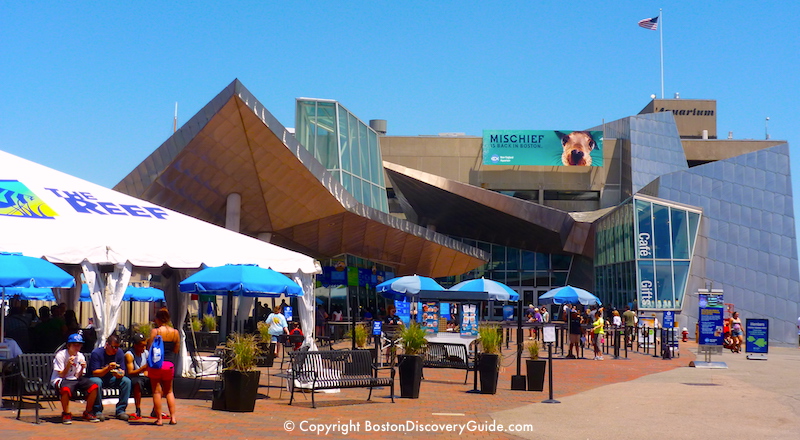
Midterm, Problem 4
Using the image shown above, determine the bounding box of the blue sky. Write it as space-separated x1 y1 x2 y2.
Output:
2 2 799 233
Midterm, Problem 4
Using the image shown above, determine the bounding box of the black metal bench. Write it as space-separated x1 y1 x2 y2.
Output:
289 349 394 408
13 353 146 423
13 353 59 424
422 342 474 384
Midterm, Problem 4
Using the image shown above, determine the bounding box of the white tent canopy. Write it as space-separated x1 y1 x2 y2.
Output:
0 150 320 373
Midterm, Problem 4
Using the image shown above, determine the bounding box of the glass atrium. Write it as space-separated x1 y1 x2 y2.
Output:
595 195 701 311
295 99 389 213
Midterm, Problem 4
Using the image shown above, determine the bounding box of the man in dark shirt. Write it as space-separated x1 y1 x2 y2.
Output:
88 334 131 420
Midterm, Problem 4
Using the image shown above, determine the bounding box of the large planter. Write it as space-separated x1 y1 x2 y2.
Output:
195 331 220 351
478 353 500 395
256 343 275 367
398 354 423 398
213 370 261 412
526 359 546 391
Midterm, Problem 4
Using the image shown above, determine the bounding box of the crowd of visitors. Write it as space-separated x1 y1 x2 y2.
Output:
5 303 88 354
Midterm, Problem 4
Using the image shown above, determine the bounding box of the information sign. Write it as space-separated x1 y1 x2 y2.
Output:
698 291 724 308
543 325 556 343
502 305 515 321
395 300 411 326
283 306 292 322
745 318 769 354
698 307 724 345
662 310 675 328
372 321 382 336
460 304 478 336
422 301 439 334
638 316 656 347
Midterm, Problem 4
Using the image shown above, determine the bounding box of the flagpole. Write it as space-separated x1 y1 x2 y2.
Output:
659 9 664 99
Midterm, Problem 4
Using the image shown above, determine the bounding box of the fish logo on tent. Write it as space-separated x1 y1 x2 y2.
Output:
0 180 57 219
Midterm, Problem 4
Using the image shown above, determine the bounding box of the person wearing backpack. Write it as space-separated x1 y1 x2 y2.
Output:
148 307 180 426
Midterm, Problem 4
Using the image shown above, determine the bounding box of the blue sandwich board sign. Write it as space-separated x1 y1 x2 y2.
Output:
745 318 769 354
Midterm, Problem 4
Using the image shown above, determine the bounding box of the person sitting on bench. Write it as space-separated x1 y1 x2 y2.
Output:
125 332 150 420
51 333 99 424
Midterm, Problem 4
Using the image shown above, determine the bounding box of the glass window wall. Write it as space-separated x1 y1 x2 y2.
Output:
596 196 701 311
296 99 389 212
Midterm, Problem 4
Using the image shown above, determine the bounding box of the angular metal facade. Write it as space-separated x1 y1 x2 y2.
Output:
643 143 800 343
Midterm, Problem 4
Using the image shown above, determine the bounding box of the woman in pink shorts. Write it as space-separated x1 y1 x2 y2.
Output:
148 307 180 425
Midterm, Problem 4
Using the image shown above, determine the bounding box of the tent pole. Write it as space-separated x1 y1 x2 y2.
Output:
226 291 234 339
1 287 5 344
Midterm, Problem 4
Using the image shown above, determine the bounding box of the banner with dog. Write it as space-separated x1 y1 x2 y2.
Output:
482 130 603 166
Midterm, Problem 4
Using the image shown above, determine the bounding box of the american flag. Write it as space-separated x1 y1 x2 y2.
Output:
638 16 658 30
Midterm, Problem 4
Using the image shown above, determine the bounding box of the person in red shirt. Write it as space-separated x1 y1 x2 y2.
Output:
288 322 304 350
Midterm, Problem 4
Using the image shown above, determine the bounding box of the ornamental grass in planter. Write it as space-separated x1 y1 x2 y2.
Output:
352 322 369 348
202 314 218 332
398 322 427 398
255 322 275 366
215 333 262 412
134 322 152 338
525 339 546 391
477 323 502 394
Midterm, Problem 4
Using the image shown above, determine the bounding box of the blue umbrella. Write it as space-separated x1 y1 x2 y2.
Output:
538 285 602 306
4 286 57 302
78 285 165 302
448 278 520 301
377 275 444 301
179 264 303 338
178 264 303 297
0 252 75 343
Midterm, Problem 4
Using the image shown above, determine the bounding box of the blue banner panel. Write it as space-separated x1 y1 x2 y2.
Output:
745 318 769 354
482 130 603 166
698 307 724 345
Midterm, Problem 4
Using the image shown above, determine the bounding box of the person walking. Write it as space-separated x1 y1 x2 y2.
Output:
266 304 289 358
729 311 744 353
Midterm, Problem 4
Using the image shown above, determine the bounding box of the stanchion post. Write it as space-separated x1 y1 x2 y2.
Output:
624 329 629 358
541 341 560 404
653 326 661 358
511 300 526 391
467 341 480 394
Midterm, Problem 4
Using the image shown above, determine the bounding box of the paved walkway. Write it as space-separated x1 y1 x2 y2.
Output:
2 340 796 439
